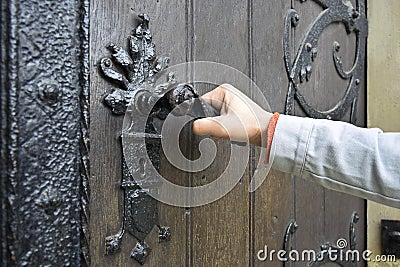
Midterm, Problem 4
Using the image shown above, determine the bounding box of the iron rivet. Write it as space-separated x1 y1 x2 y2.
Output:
352 10 360 19
104 59 111 67
305 43 312 52
291 14 300 27
353 213 360 222
306 65 312 81
43 84 59 100
311 48 318 61
355 79 360 85
334 42 341 52
39 83 60 105
300 67 307 83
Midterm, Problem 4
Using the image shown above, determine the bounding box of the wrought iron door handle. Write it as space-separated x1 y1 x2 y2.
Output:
170 87 247 146
99 13 173 264
99 14 224 264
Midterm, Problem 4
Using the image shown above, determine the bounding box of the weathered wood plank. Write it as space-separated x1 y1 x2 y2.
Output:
89 1 188 266
190 0 251 266
251 1 294 266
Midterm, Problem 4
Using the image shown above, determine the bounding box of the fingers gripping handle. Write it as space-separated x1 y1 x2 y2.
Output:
166 83 245 146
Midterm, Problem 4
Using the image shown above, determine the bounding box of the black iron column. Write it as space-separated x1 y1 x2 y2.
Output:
0 0 90 266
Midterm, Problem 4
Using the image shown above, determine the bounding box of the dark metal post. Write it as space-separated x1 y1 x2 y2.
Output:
0 0 90 265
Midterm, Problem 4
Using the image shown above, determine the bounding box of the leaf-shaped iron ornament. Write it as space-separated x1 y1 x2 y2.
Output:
100 13 170 115
284 0 368 123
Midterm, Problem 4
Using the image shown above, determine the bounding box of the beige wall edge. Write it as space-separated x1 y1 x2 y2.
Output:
367 0 400 266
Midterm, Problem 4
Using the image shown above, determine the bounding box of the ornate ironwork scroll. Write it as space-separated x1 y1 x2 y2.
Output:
284 0 368 123
283 219 299 267
283 213 360 266
99 13 173 264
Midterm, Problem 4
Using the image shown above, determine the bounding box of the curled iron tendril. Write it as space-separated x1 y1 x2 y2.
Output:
283 0 367 123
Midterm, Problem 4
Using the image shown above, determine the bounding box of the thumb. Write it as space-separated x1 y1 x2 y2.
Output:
192 117 228 138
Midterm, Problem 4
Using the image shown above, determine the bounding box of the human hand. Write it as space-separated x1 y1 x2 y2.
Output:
192 84 272 147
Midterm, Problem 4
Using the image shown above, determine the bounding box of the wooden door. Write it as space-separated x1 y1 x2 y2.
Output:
0 0 367 266
89 1 366 266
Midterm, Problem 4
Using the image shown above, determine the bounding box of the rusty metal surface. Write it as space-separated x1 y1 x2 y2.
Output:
283 0 368 123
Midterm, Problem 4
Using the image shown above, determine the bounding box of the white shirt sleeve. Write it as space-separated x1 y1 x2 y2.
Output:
270 114 400 208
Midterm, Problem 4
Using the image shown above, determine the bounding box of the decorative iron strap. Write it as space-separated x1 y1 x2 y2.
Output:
283 0 368 123
100 14 172 264
0 0 90 265
78 0 91 265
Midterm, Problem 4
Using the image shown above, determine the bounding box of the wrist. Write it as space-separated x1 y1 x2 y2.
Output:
253 111 273 147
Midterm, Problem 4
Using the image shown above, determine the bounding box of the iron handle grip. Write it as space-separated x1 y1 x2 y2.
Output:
166 83 246 146
186 98 247 146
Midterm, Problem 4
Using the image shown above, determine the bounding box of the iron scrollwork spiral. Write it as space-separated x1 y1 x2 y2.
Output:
283 212 360 266
284 0 368 123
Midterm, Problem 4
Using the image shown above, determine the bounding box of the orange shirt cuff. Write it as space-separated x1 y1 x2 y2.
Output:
265 112 280 164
